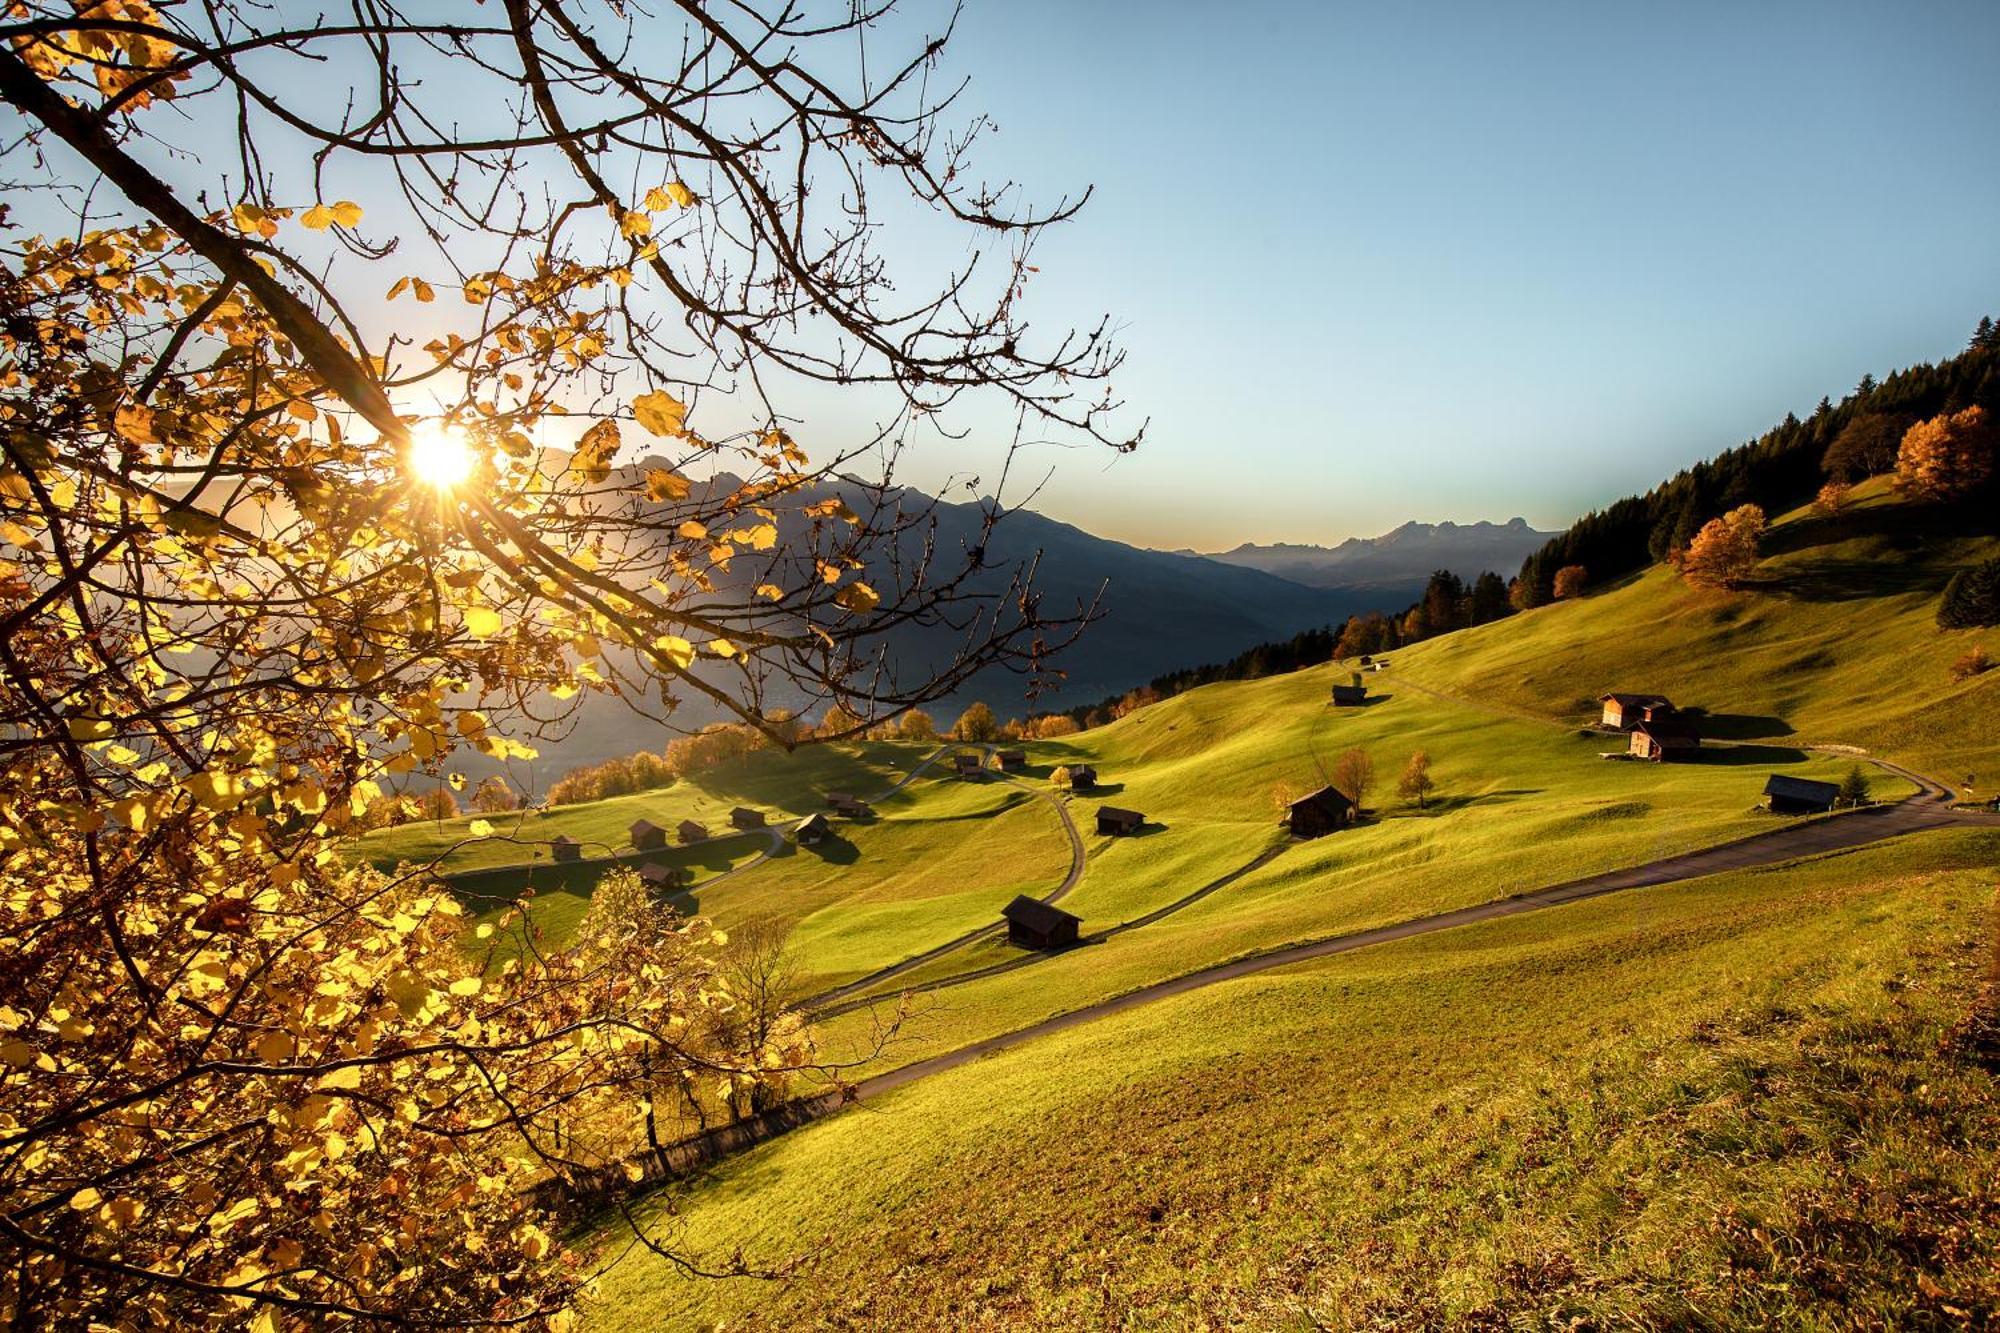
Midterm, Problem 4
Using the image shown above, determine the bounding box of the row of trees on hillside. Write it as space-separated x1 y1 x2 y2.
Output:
1514 323 2000 603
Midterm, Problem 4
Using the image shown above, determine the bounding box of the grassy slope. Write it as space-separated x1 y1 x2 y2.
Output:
816 677 1901 1067
1394 480 2000 783
594 830 2000 1329
353 741 930 874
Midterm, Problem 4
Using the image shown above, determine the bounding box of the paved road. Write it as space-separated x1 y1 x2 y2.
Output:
801 747 1086 1011
848 795 1990 1102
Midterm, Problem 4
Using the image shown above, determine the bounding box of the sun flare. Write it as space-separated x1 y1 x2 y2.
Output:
406 425 476 490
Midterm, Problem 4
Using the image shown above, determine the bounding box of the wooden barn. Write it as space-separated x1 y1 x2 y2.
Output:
1067 764 1099 791
794 812 830 846
1002 895 1081 951
638 862 687 889
1764 774 1839 815
676 818 707 845
1096 805 1145 836
628 818 666 851
828 794 871 818
549 834 582 863
1330 683 1368 706
1287 785 1357 838
1629 715 1701 761
995 748 1027 771
952 752 984 779
729 806 765 831
1599 692 1674 730
824 790 855 809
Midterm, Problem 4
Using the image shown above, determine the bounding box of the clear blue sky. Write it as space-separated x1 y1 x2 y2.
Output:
864 0 2000 550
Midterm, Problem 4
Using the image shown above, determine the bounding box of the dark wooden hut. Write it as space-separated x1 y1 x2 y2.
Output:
1001 895 1080 951
1067 764 1099 791
794 812 831 846
1629 715 1700 761
729 806 765 830
676 818 707 845
628 818 667 851
1764 774 1839 815
549 834 582 863
995 749 1027 771
1287 785 1357 838
638 862 687 888
1330 683 1369 706
828 794 871 818
1096 805 1145 836
1599 693 1673 730
952 752 984 779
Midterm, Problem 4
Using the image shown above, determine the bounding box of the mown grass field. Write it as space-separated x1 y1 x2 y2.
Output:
1394 479 2000 783
590 828 2000 1330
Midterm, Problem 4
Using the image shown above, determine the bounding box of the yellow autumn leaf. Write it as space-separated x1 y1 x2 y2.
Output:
386 276 410 300
448 977 481 997
619 210 652 238
412 278 435 303
569 418 620 483
468 819 494 837
462 606 501 638
652 634 694 669
707 638 739 659
300 204 335 230
675 519 707 541
666 181 698 208
834 581 881 613
67 715 114 742
330 200 363 226
644 469 690 502
631 390 688 438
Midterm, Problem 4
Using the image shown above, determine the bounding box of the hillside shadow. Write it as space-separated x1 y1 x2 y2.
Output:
1752 503 1963 603
798 835 859 865
1327 692 1393 708
1071 781 1126 798
1679 708 1795 740
1693 743 1808 766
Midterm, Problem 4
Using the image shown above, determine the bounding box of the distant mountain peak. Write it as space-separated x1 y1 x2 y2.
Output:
1199 517 1557 591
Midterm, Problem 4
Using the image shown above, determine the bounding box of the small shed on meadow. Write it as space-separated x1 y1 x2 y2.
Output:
829 794 871 818
1288 786 1357 838
638 862 687 889
1068 764 1099 791
629 818 666 851
795 812 831 846
729 806 765 831
549 834 582 863
1096 805 1145 837
824 791 855 809
1600 693 1674 730
1764 775 1839 815
1629 715 1701 761
1002 895 1081 951
1330 683 1369 707
676 818 707 845
952 752 984 779
996 749 1027 771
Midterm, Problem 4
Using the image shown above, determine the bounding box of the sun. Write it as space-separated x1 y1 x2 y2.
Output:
406 424 476 490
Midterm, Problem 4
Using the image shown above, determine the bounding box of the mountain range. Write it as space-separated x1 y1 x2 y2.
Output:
1194 518 1556 591
487 478 1552 783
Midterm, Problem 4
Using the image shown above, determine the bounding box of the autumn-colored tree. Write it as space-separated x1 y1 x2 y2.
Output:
1896 406 1995 502
1029 714 1082 739
469 777 522 815
1552 564 1590 600
0 2 1130 1323
1813 480 1853 518
818 703 865 741
1398 751 1436 808
953 701 1000 742
411 785 462 821
1821 412 1904 481
1681 504 1767 589
1331 749 1375 810
897 710 940 744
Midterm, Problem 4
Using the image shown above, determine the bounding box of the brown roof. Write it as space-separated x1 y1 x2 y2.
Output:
1632 716 1700 743
1600 692 1673 708
1001 895 1079 933
1097 805 1144 829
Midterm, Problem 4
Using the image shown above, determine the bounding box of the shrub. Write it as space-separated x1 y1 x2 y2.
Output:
1812 480 1852 518
1938 558 2000 630
1950 646 1993 682
1552 565 1589 600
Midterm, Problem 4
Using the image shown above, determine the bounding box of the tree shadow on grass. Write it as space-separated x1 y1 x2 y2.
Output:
1679 708 1795 740
796 835 860 866
1693 743 1809 766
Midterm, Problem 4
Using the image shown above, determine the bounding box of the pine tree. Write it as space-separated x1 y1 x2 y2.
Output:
1973 316 1995 352
1837 764 1871 808
1937 557 2000 629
